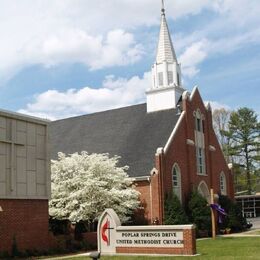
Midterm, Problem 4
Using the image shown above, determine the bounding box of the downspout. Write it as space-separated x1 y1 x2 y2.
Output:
156 147 164 223
149 177 153 222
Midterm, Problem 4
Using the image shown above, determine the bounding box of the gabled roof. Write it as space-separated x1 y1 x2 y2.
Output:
49 103 180 178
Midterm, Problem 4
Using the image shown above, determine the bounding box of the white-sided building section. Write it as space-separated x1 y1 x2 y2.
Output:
236 195 260 218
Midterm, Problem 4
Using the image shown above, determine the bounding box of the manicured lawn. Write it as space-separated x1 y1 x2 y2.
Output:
54 237 260 260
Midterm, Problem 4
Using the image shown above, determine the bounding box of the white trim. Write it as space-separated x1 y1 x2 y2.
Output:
198 181 210 202
182 90 190 100
117 224 195 231
205 102 211 111
186 139 195 146
209 145 216 152
156 147 164 155
146 85 174 94
220 172 227 195
150 178 153 221
0 109 50 124
235 194 260 199
164 111 186 153
172 163 182 203
0 196 49 200
132 176 150 182
190 85 199 100
150 168 158 176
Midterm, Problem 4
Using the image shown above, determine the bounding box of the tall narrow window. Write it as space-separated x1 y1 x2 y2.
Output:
168 71 173 85
195 112 203 132
197 148 204 174
172 164 182 202
220 172 227 195
194 109 206 175
158 72 163 86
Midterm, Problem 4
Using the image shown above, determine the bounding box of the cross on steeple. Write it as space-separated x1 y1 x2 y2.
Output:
0 120 25 192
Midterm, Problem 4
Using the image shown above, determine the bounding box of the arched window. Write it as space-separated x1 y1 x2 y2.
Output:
198 181 210 203
220 172 227 195
172 164 182 202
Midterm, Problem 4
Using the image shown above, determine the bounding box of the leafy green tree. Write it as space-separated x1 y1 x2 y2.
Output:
188 192 211 233
223 108 260 194
164 193 188 225
219 195 246 232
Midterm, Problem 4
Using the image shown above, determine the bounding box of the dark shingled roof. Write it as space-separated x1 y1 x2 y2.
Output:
49 103 180 177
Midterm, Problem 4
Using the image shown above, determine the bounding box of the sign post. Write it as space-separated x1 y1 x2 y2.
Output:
210 188 216 239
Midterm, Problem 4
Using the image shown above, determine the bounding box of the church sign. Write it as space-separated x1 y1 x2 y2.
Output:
98 209 196 255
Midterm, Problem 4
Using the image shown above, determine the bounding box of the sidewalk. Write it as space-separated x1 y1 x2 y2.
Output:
40 252 91 260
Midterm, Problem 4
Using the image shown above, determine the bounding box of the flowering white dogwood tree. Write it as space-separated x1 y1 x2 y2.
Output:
49 152 140 223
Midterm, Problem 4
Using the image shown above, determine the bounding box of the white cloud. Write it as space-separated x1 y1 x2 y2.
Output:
2 0 251 83
173 0 260 78
179 40 208 78
0 27 143 83
18 72 151 120
1 0 260 89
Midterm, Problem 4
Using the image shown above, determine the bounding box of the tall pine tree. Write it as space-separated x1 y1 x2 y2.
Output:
224 107 260 194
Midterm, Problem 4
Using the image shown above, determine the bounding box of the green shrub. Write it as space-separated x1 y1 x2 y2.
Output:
188 191 211 235
164 193 188 225
219 195 247 232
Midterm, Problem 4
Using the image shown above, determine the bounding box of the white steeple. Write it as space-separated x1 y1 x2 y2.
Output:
156 1 177 64
146 0 184 113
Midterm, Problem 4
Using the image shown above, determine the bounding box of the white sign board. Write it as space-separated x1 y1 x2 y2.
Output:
116 229 184 248
97 208 196 255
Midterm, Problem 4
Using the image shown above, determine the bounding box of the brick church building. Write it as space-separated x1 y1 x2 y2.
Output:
50 4 234 224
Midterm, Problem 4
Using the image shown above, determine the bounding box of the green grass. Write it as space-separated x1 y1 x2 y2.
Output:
43 237 260 260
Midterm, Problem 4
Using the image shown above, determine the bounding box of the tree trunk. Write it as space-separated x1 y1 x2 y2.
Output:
245 145 252 194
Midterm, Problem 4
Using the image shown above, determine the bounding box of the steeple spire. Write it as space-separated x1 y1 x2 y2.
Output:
156 0 177 64
146 1 184 113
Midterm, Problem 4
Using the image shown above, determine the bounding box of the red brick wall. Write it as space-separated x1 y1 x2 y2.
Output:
134 172 162 224
135 180 152 222
82 232 97 248
134 88 234 224
163 115 191 203
162 89 234 204
0 199 50 253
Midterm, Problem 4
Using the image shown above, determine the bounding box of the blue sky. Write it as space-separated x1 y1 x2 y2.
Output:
0 0 259 120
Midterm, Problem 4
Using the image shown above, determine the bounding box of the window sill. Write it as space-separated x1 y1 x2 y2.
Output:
197 173 207 176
